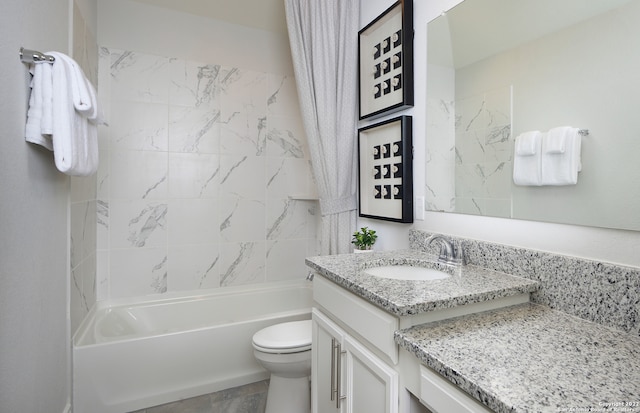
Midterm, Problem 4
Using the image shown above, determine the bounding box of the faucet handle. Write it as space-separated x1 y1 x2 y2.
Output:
450 241 466 265
426 235 453 261
436 243 450 262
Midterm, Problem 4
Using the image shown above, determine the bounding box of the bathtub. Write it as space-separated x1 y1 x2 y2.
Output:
73 280 312 413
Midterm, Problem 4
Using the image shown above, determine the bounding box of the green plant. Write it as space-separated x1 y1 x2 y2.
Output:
351 227 378 250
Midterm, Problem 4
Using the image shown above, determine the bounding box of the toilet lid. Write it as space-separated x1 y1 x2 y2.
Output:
252 320 312 354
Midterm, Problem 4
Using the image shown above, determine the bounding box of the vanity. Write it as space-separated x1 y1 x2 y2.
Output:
306 236 640 413
306 246 538 413
316 0 640 410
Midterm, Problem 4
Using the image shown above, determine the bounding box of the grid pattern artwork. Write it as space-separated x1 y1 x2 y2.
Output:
358 116 413 223
358 0 413 120
372 30 403 100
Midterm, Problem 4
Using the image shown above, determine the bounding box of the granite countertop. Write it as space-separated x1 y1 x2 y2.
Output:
395 303 640 413
305 250 539 317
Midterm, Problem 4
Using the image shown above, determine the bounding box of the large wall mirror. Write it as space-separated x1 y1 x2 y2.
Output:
425 0 640 231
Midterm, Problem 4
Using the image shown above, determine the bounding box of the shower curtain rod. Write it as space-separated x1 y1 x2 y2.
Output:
19 47 55 64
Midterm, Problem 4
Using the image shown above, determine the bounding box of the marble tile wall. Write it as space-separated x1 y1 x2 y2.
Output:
96 48 319 300
425 78 512 217
70 0 99 334
410 230 640 337
425 96 456 212
453 86 512 218
425 64 456 213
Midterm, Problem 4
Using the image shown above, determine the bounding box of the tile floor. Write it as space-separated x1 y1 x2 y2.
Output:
130 380 268 413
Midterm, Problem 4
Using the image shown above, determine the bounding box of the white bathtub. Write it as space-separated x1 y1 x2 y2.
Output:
73 280 312 413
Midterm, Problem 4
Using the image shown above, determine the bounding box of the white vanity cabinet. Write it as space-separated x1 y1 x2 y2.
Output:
312 275 399 413
312 308 399 413
309 266 532 413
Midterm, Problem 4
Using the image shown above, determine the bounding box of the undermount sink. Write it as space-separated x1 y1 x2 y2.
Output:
363 265 450 281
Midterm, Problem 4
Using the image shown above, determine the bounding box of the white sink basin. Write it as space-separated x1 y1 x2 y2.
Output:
364 265 450 281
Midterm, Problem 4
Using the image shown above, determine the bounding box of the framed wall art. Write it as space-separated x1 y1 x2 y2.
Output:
358 116 413 223
358 0 414 120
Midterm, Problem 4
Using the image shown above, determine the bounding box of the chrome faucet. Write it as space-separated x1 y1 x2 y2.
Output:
426 235 465 265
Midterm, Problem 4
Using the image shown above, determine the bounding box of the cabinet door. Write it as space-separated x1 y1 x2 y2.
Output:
312 309 345 413
344 335 399 413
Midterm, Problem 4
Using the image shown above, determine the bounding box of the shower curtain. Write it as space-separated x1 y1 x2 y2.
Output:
284 0 360 255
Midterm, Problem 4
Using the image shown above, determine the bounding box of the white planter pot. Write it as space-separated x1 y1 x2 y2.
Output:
353 248 374 254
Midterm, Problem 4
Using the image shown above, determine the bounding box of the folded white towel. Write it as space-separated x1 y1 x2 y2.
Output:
41 62 54 135
513 131 542 186
25 63 54 150
68 61 99 121
543 126 571 154
48 52 99 176
515 130 540 156
541 127 581 185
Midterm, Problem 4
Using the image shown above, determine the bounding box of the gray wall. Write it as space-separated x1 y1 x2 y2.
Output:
0 0 71 411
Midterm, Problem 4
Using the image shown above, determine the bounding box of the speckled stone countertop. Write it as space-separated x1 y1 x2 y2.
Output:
396 303 640 413
305 250 539 317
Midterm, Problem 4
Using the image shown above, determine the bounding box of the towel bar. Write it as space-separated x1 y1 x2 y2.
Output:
578 129 589 136
19 47 55 64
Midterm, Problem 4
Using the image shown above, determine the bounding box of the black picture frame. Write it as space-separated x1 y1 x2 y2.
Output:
358 0 414 120
358 116 413 223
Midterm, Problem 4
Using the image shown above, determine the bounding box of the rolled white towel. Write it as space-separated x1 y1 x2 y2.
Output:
48 52 99 176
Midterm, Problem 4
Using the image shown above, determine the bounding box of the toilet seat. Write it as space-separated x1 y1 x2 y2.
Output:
252 320 312 354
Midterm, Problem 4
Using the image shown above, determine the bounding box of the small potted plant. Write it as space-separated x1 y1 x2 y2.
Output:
352 227 378 252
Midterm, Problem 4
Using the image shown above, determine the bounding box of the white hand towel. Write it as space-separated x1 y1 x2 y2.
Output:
68 61 99 121
543 126 570 154
48 52 99 176
25 63 54 150
41 62 54 134
541 127 581 185
515 130 540 156
513 131 542 186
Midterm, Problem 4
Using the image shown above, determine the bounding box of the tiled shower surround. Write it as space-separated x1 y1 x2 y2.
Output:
96 47 319 300
453 86 512 218
70 0 99 334
425 85 512 217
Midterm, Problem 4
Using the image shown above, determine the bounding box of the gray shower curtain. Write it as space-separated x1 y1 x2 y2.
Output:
284 0 360 255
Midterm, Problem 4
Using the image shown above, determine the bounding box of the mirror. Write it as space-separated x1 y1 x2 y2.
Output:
426 0 640 231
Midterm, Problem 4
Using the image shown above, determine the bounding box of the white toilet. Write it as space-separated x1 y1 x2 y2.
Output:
252 319 312 413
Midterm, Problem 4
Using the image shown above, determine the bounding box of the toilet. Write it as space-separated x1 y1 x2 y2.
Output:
252 319 312 413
